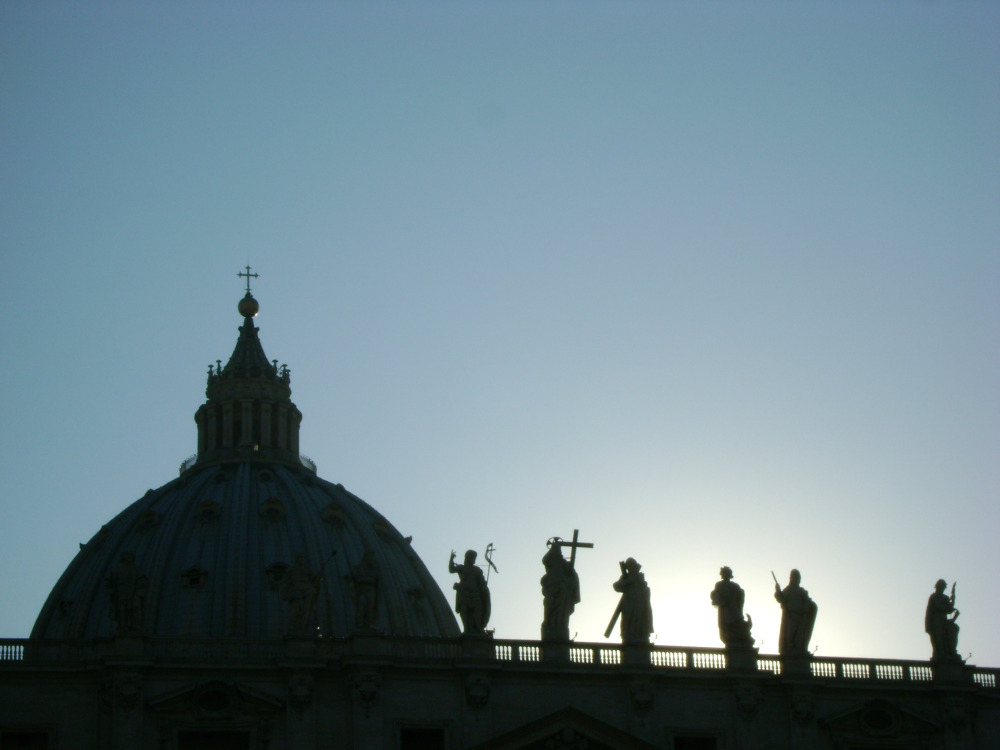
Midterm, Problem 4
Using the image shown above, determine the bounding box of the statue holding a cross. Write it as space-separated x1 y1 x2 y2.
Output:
540 529 593 642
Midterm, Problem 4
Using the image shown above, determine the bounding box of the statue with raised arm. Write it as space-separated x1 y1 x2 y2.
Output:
449 549 491 635
541 541 580 641
347 550 380 630
773 569 818 656
606 557 653 645
710 567 753 648
925 579 961 662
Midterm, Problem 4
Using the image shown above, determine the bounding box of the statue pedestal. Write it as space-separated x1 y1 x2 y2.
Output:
461 633 494 660
622 644 652 667
542 641 571 663
781 654 811 677
725 646 759 673
932 658 971 684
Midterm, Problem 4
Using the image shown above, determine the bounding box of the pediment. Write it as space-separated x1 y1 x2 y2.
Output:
147 680 283 721
819 699 942 744
469 706 658 750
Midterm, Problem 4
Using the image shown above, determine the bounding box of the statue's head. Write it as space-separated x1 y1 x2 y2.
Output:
935 579 947 593
542 543 564 567
464 550 477 565
720 566 733 580
790 569 801 585
625 557 640 573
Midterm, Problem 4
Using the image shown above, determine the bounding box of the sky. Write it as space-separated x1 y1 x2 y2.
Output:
1 1 998 666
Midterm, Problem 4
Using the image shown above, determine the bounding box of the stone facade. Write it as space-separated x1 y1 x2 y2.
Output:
1 635 998 748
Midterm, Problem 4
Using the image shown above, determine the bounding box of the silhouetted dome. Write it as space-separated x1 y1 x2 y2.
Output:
32 464 457 639
32 287 459 640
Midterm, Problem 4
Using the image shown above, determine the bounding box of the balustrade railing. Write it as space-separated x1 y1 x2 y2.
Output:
973 671 996 689
0 640 24 661
1 636 997 690
757 656 781 675
692 650 727 670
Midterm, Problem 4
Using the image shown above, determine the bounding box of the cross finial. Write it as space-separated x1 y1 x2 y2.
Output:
238 264 259 294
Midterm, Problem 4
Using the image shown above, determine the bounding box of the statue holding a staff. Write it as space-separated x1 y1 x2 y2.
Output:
448 548 491 635
773 569 818 657
925 578 961 662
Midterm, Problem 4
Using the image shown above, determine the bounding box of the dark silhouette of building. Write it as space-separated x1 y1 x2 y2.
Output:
1 284 997 749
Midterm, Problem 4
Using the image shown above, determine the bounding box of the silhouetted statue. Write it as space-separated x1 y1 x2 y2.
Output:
348 550 380 630
541 541 580 641
773 569 817 656
710 567 753 648
281 553 321 635
108 551 147 633
925 579 961 662
449 549 491 634
605 557 653 645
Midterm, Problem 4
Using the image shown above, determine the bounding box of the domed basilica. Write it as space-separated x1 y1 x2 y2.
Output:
32 286 458 645
1 277 998 750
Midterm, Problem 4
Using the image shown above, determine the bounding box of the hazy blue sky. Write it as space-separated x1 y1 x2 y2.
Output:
2 1 998 665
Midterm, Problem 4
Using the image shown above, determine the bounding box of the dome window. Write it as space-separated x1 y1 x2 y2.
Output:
259 497 286 521
181 567 209 591
136 509 161 532
321 503 346 528
86 525 110 549
194 499 221 522
265 562 289 590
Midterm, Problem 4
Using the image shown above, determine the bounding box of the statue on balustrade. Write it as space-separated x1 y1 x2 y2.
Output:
348 549 380 630
541 541 580 641
773 569 817 656
449 549 491 635
605 557 653 645
925 579 961 662
281 553 322 635
107 551 148 633
710 566 753 648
